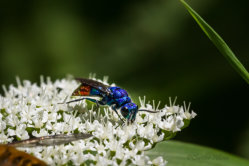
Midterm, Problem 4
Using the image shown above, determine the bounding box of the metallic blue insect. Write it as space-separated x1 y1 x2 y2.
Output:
64 78 157 124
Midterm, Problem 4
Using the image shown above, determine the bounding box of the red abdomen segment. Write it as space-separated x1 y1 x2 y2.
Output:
72 85 91 96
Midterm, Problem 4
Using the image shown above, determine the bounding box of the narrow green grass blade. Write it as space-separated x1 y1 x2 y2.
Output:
180 0 249 84
146 140 249 166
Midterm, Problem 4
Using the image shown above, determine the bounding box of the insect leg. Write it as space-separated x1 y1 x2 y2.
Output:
63 97 99 104
63 98 86 104
111 105 125 124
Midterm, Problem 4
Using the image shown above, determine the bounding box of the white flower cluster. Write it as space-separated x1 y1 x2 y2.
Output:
0 76 196 166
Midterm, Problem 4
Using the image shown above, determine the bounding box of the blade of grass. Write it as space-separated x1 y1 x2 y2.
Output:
180 0 249 84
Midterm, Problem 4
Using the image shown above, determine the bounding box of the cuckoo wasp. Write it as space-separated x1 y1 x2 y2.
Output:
62 78 158 124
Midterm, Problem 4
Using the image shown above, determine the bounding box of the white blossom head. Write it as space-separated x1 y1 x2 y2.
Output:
0 76 196 165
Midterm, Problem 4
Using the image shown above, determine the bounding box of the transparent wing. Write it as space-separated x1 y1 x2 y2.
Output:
8 133 92 147
75 78 110 94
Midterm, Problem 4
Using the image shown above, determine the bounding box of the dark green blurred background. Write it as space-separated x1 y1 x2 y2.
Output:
1 0 249 159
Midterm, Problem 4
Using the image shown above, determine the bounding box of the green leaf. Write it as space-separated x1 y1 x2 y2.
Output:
146 140 249 166
179 0 249 84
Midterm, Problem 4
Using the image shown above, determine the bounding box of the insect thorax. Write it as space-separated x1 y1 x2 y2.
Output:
106 87 131 107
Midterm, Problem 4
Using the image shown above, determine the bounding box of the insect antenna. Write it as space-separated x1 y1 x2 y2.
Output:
138 109 159 113
58 98 86 104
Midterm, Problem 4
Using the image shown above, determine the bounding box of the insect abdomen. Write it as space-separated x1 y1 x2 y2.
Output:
72 85 103 97
90 88 101 96
0 145 47 166
72 85 91 96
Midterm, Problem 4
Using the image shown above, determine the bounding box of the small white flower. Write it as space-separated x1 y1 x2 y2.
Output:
0 132 13 143
136 140 152 151
152 156 168 166
0 121 6 131
95 141 107 155
8 124 29 140
131 153 150 166
6 113 19 127
32 128 49 137
165 105 181 115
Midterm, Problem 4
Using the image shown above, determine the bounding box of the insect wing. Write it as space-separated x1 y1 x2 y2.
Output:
0 133 92 166
8 133 92 147
0 145 47 166
73 78 110 96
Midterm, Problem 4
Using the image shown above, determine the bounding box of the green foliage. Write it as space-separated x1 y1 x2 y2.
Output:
180 0 249 84
146 140 249 166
